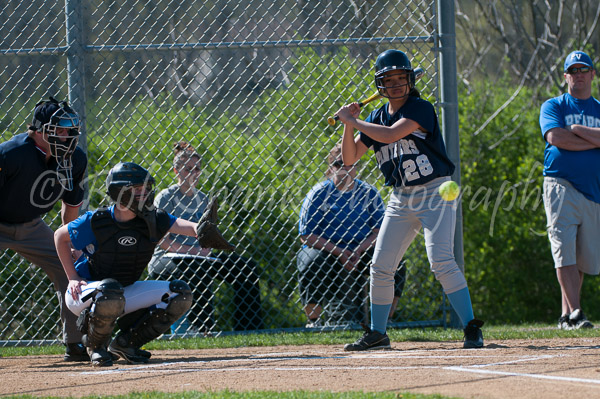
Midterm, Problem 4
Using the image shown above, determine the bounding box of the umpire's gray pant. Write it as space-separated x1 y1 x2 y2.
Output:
0 218 82 344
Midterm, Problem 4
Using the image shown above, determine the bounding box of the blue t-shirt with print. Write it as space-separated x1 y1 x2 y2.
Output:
540 93 600 203
298 179 384 249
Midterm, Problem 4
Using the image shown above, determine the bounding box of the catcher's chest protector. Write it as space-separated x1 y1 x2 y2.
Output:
89 208 171 286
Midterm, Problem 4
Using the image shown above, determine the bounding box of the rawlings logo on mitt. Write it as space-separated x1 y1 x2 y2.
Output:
195 197 235 251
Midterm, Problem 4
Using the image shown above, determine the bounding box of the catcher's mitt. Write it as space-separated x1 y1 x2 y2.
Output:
195 198 235 251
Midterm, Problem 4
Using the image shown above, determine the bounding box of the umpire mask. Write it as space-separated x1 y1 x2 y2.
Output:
32 97 81 191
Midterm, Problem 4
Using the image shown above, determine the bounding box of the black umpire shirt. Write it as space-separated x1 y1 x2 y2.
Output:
0 133 87 223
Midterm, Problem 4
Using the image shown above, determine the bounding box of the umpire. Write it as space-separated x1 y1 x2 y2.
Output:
0 97 88 361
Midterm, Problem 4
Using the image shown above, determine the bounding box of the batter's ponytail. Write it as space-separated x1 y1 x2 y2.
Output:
409 87 421 98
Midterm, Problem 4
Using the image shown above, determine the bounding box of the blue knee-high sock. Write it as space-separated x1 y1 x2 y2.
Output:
446 287 475 328
371 303 392 334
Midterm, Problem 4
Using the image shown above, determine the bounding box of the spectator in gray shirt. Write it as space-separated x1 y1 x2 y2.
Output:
148 141 263 332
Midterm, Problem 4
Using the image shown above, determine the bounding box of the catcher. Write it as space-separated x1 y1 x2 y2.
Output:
54 162 233 367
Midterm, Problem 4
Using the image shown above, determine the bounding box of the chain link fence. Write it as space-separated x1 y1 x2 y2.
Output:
0 0 455 345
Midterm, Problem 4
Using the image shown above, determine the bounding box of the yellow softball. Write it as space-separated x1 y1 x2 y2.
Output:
439 180 460 201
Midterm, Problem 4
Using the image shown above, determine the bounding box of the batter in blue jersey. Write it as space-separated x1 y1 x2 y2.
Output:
361 95 454 187
335 49 483 351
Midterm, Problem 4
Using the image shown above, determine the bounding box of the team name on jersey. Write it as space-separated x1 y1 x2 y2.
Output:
564 114 600 127
374 137 421 166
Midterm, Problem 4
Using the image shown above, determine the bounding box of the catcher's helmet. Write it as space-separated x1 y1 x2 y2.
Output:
106 162 156 214
31 97 81 190
374 50 415 99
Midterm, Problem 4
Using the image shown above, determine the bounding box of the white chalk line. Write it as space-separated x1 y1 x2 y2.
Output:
467 354 559 368
80 366 441 375
445 366 600 385
76 356 338 375
75 350 535 375
75 349 600 386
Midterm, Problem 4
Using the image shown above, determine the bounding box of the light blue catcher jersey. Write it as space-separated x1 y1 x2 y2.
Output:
359 96 454 187
540 93 600 203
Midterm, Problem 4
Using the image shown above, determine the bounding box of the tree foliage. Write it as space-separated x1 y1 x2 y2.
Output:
455 0 600 323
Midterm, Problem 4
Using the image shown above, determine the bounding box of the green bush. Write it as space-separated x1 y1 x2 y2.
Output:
458 76 600 324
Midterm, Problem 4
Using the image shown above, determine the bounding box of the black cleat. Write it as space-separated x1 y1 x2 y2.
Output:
569 309 593 329
557 314 571 330
108 339 151 364
88 348 113 367
463 319 484 348
344 324 391 351
64 342 91 362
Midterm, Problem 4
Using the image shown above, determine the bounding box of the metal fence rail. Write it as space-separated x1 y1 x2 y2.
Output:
0 0 459 346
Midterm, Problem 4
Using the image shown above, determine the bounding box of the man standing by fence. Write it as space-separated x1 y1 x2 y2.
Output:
540 50 600 330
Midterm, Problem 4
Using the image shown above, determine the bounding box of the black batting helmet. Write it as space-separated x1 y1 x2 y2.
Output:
374 50 415 99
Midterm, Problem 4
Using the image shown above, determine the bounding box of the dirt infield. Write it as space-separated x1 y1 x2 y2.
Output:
2 338 600 398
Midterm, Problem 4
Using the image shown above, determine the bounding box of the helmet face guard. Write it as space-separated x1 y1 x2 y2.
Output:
375 70 414 99
374 50 415 99
32 98 81 191
110 183 156 215
44 111 80 159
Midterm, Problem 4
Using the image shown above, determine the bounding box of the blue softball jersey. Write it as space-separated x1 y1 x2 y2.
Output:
359 96 454 187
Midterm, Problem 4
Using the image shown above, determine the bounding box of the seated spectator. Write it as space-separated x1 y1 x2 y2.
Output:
297 144 405 327
148 142 263 332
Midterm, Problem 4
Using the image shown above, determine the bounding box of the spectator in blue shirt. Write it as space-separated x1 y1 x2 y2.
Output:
540 50 600 330
297 144 405 327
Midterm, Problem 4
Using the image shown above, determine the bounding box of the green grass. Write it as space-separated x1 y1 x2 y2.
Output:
0 324 594 399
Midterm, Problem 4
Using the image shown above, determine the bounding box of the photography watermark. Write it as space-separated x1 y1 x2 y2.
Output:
29 170 69 209
29 160 551 241
461 162 546 237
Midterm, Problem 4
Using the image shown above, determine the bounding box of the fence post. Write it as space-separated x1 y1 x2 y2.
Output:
438 0 463 329
64 0 89 211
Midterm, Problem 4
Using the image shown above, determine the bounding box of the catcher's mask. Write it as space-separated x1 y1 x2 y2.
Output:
374 49 415 99
31 97 81 190
106 162 156 216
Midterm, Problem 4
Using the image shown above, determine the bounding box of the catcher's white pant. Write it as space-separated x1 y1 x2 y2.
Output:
370 176 468 305
66 280 176 316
